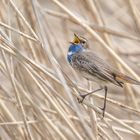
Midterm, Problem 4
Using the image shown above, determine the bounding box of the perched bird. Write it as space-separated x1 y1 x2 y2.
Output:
67 33 140 117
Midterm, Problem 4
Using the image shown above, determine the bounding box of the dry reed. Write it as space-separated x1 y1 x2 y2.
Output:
0 0 140 140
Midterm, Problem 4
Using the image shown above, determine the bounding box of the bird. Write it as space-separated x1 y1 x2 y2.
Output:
67 33 140 117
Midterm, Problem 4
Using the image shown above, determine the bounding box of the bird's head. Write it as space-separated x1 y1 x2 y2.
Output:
71 33 88 49
67 33 88 63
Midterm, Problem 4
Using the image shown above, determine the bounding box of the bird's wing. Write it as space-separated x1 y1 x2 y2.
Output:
72 51 140 86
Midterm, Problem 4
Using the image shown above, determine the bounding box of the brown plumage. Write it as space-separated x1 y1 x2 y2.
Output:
71 51 140 87
67 33 140 117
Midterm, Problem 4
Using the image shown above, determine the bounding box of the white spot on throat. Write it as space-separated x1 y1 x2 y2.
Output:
68 51 73 56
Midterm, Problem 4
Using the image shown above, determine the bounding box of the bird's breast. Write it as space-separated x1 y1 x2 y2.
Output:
73 68 108 86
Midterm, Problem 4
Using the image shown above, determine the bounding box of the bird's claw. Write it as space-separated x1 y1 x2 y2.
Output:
77 94 86 103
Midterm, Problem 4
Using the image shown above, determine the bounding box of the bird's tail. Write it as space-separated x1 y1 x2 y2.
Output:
116 74 140 85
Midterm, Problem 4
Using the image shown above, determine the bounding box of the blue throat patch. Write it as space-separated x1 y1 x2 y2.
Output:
67 44 84 63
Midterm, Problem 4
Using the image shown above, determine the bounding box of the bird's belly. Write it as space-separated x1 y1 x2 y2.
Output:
78 71 108 85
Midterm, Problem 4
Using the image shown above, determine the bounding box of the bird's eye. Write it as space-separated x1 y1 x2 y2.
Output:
82 41 86 44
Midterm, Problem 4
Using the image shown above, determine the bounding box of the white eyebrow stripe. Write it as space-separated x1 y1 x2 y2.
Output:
68 51 73 56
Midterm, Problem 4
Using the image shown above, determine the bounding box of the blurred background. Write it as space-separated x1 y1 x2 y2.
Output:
0 0 140 139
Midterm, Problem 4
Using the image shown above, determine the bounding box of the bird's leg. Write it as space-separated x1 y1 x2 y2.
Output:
100 86 108 118
78 87 104 103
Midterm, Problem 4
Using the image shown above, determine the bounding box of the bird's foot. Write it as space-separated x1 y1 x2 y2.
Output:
99 107 105 119
77 94 86 103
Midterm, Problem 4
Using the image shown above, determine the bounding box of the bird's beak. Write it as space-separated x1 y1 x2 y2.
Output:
69 41 75 44
72 33 80 44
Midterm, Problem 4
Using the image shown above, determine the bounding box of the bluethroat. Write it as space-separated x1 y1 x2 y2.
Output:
67 33 140 117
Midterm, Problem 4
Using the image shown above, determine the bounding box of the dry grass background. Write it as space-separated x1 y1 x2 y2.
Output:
0 0 140 139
